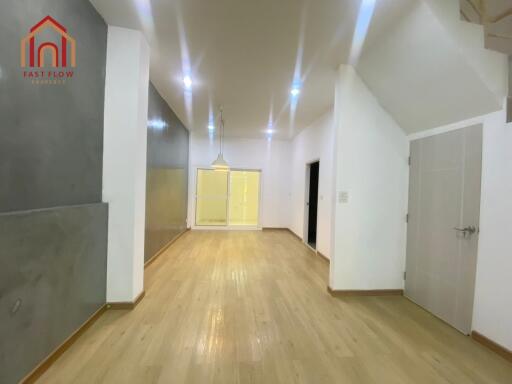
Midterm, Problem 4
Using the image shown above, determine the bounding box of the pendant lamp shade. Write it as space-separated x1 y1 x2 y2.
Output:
212 153 229 170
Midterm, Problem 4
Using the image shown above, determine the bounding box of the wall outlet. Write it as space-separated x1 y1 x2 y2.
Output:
338 191 349 204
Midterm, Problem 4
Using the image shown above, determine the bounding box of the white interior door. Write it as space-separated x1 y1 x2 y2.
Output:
405 124 482 334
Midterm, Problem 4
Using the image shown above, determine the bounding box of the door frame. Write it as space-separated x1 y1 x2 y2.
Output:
303 159 320 250
192 166 263 230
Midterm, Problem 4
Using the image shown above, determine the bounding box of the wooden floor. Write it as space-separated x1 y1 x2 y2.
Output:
39 230 512 384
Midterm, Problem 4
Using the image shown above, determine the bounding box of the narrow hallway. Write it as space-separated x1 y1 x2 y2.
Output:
38 231 512 384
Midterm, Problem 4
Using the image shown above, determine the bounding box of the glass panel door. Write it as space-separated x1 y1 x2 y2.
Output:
195 169 229 226
229 170 260 226
195 169 261 227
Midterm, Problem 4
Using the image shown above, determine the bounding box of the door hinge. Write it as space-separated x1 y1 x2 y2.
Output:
406 213 409 223
403 271 407 280
408 156 411 166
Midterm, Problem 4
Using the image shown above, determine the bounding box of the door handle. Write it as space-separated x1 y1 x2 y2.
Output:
453 226 477 237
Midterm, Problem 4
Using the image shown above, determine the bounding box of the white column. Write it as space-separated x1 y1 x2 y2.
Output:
330 65 409 291
102 26 150 303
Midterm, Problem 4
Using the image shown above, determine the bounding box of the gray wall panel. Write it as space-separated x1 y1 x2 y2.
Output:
145 83 189 261
0 1 109 382
0 203 108 384
0 0 107 212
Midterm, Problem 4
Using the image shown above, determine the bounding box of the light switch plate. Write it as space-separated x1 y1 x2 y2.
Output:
338 191 349 204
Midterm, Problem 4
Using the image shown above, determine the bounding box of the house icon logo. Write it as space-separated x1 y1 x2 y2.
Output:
21 16 77 85
21 16 76 68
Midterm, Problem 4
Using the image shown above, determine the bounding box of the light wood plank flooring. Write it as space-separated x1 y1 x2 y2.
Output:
38 230 512 383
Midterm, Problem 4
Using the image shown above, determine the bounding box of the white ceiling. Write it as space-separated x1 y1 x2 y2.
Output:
90 0 414 139
90 0 506 139
357 0 505 134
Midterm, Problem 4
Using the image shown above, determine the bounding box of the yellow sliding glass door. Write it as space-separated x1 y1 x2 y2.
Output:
195 169 260 227
229 170 260 226
195 169 229 226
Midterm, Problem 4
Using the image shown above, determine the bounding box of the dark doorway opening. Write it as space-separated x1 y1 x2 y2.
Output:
307 161 319 249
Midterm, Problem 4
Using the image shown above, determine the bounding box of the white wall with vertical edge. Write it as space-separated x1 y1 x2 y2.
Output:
103 26 150 302
331 65 409 290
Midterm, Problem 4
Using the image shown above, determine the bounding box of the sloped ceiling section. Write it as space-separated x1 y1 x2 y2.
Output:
458 0 512 122
459 0 512 55
428 0 508 101
356 0 505 134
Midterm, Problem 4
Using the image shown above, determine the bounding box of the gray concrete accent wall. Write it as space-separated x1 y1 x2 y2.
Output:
0 203 108 384
0 1 109 383
0 0 107 212
145 83 189 261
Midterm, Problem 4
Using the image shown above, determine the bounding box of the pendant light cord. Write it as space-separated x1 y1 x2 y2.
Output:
219 108 224 155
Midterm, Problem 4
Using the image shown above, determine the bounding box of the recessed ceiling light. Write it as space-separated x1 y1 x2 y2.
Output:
290 87 301 97
183 75 192 90
265 127 275 142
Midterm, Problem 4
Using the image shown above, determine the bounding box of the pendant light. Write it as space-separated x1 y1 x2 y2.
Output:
211 108 230 170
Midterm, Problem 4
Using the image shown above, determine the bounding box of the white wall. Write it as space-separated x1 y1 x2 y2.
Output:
103 27 150 303
409 104 512 351
188 134 291 228
290 110 335 258
331 65 409 290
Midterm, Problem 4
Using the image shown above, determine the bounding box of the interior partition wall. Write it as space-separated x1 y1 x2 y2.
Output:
195 169 261 228
145 83 189 262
